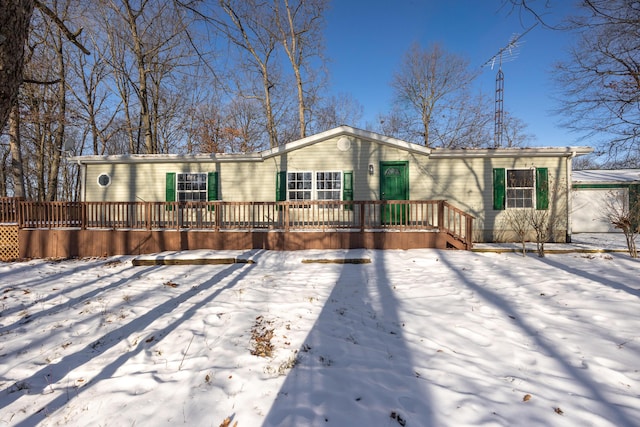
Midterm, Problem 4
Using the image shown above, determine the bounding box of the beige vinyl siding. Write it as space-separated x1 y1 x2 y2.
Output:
282 140 569 240
269 137 421 200
78 134 572 243
84 161 275 202
217 162 274 201
418 156 568 242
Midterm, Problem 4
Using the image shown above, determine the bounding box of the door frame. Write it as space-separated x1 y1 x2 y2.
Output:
379 161 409 225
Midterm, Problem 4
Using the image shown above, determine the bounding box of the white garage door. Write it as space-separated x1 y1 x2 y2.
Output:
572 188 627 233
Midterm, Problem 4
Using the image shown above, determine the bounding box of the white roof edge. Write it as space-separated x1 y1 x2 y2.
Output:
261 125 432 158
573 169 640 183
429 146 593 158
67 152 263 164
66 126 593 163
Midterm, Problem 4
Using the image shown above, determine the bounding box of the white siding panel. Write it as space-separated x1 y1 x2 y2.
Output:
572 189 626 233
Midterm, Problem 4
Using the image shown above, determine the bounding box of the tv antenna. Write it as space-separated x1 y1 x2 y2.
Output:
483 24 537 147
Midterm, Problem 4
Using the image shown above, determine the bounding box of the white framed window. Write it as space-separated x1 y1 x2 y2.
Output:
316 172 342 201
287 171 342 201
177 173 207 202
287 172 313 201
506 169 534 208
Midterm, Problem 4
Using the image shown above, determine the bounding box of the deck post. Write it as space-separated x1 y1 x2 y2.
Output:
284 202 290 232
437 200 445 230
214 202 221 232
146 202 152 230
81 202 87 230
15 199 23 228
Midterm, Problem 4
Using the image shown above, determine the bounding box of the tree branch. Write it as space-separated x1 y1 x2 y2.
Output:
34 0 91 55
22 78 62 85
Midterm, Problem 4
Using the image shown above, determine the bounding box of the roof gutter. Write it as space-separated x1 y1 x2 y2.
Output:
566 150 577 243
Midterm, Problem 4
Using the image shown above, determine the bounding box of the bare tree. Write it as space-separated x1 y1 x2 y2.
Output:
185 95 267 154
552 0 640 165
377 108 413 141
9 104 26 198
67 44 121 155
603 189 639 258
16 1 71 201
501 111 535 148
217 0 282 148
509 0 640 164
500 175 566 257
313 93 363 132
225 97 268 152
391 42 479 147
272 0 328 139
0 0 89 135
501 208 530 256
94 0 194 154
431 91 493 148
0 0 35 134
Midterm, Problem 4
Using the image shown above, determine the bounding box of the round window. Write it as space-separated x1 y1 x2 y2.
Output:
97 173 111 187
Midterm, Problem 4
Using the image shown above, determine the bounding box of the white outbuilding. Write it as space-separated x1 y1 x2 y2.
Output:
572 169 640 233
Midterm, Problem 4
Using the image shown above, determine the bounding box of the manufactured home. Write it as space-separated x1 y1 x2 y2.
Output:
70 126 591 246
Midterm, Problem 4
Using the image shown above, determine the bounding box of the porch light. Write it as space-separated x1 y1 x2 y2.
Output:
369 164 374 175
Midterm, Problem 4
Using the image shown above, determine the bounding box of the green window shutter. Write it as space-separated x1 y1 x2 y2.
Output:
493 168 505 210
276 171 287 211
343 171 353 210
166 173 176 201
536 167 549 210
207 172 219 211
276 171 287 202
166 172 176 211
207 172 219 201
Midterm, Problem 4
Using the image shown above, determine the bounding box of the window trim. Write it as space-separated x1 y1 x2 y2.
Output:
176 172 208 202
287 171 313 202
97 173 111 188
286 170 344 203
493 167 549 211
506 168 535 209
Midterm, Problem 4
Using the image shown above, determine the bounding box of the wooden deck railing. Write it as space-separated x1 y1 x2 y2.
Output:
0 197 20 223
2 199 474 249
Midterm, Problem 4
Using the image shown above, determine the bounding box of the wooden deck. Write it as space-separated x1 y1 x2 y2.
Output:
0 198 474 259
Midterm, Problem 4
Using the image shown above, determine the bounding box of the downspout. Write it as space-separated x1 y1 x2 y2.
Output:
566 151 576 243
76 159 86 202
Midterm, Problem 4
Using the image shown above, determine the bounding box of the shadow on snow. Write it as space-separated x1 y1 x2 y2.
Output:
4 251 258 427
262 251 434 426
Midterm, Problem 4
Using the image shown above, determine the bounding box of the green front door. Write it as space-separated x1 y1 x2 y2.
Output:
380 161 408 225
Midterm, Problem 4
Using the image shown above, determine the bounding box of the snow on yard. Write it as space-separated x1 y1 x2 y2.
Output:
0 245 639 426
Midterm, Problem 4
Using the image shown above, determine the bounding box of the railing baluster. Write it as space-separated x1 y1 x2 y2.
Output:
4 198 473 249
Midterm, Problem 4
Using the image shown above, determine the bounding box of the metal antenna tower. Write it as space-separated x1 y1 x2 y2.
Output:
483 24 537 148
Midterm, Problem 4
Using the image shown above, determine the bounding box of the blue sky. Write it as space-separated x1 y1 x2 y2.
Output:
323 0 582 148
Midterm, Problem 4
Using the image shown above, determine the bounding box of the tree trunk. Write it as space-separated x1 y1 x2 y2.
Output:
262 71 278 148
46 37 66 201
123 0 153 153
282 0 306 139
0 0 35 133
9 104 26 199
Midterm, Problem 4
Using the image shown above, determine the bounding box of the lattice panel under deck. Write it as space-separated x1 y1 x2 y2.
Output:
0 225 19 261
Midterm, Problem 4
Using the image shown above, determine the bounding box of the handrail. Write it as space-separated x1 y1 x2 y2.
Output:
4 199 474 249
440 201 475 248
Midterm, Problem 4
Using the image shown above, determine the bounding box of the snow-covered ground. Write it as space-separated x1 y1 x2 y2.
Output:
1 237 639 426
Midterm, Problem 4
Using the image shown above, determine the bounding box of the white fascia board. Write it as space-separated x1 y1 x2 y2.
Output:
428 146 593 159
261 125 432 158
67 153 263 164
